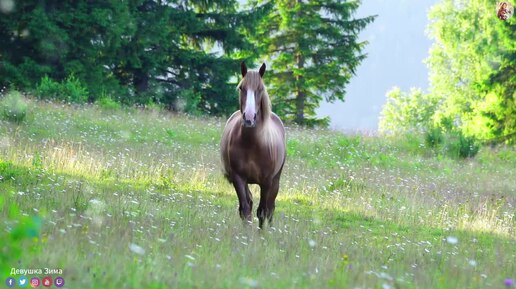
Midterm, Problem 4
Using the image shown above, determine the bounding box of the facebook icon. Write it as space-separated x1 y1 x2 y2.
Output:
5 277 15 288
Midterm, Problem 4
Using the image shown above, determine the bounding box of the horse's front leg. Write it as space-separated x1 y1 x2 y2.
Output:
245 184 253 214
265 175 281 225
257 182 271 229
261 169 283 227
232 175 252 223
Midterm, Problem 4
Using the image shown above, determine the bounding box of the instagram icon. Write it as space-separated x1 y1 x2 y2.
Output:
30 277 40 288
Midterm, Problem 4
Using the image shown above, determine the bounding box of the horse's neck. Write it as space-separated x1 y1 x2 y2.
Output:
241 118 268 141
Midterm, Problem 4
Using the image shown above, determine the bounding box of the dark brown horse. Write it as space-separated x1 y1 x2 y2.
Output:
220 62 286 228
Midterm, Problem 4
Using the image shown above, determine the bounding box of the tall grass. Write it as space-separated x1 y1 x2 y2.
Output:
0 99 514 288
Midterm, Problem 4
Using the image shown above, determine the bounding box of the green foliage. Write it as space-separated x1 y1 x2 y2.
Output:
379 87 438 134
0 189 42 281
35 75 88 103
0 0 258 114
286 139 300 157
62 74 89 103
1 90 28 123
442 131 480 159
145 101 165 112
35 76 60 100
174 88 202 115
427 0 515 143
423 127 480 158
96 95 122 110
425 126 444 148
379 0 515 146
1 213 42 279
249 0 375 126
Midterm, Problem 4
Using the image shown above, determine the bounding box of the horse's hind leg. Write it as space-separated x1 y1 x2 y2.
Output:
265 169 283 225
246 185 253 213
232 175 252 223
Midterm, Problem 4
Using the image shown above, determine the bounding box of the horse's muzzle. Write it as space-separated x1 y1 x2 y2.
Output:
242 119 256 128
242 113 256 127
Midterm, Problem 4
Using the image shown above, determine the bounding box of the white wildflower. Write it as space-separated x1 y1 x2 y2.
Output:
308 239 316 248
129 243 145 256
446 236 458 244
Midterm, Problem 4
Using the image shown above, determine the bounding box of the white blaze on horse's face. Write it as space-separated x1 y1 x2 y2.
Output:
243 89 257 127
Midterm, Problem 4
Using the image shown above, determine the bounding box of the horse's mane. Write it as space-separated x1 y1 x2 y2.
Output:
237 71 283 161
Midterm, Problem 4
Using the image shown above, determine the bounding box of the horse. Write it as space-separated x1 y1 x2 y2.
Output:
220 62 286 228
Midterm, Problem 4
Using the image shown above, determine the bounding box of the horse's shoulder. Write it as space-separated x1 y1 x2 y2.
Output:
223 111 241 134
270 113 285 133
226 111 241 125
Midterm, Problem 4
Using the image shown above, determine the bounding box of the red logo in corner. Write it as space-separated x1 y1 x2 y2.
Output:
497 2 514 20
42 276 52 287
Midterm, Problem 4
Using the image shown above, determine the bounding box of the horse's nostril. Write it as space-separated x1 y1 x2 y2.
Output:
253 114 256 121
243 112 246 120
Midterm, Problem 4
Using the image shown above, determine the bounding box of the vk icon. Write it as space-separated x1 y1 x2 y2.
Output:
5 277 15 288
18 276 29 287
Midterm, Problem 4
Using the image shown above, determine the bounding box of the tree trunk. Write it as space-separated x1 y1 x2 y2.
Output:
133 69 149 94
295 52 305 125
294 0 305 125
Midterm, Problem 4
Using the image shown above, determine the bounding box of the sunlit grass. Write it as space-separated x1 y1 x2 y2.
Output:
1 99 514 288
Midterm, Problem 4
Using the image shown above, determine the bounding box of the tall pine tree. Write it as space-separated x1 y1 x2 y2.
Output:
250 0 375 126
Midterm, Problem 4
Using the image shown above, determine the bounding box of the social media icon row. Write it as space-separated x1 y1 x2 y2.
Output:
5 276 64 288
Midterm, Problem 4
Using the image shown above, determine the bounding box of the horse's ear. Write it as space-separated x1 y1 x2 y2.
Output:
241 61 247 77
259 63 266 77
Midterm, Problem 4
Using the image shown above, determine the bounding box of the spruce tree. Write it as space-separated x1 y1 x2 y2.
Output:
250 0 375 126
0 0 262 115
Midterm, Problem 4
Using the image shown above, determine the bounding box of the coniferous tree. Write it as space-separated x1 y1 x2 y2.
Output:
0 0 263 115
250 0 375 126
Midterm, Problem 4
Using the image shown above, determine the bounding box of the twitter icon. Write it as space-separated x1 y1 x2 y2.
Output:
19 276 29 287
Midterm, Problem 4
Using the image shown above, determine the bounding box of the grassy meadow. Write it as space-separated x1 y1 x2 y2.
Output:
1 98 515 289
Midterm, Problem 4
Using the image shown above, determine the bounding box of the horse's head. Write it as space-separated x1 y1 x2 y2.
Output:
238 62 267 128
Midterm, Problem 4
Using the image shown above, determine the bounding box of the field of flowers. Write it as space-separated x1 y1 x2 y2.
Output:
1 99 514 288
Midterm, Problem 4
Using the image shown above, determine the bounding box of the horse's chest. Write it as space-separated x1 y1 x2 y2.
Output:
231 143 272 183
